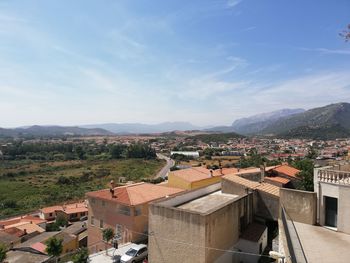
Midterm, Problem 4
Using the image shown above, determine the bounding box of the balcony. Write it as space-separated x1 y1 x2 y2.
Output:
317 169 350 185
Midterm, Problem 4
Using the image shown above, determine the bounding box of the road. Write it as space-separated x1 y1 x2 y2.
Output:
156 153 175 179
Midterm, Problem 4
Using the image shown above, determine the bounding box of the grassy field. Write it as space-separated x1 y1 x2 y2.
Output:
0 158 165 218
179 156 241 167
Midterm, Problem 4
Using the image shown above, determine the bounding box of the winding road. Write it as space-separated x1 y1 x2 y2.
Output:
156 153 175 179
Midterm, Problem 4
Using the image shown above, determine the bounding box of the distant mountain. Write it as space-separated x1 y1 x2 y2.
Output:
0 125 113 137
80 122 203 134
207 108 305 134
262 102 350 139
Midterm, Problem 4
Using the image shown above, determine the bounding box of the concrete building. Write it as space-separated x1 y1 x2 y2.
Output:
168 167 238 190
86 182 183 252
170 151 200 158
277 165 350 263
148 183 254 263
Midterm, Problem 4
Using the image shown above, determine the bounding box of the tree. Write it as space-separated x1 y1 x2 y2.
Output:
102 228 114 255
292 159 314 191
0 243 7 263
72 248 89 263
45 237 63 262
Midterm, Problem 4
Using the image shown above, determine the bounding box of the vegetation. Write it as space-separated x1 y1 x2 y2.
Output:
292 159 314 191
102 228 114 255
0 158 164 218
0 243 7 263
72 248 89 263
236 150 281 169
45 237 63 262
46 214 68 231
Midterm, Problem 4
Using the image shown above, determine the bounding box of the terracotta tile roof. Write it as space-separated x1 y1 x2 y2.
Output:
31 242 47 254
61 203 88 215
234 167 261 175
3 227 25 237
272 165 300 178
86 182 184 206
0 216 46 228
15 223 45 234
170 167 239 183
223 174 280 197
223 174 261 189
40 205 63 214
264 176 290 185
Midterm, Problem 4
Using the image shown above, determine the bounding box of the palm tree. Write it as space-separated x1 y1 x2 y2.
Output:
102 228 114 255
45 237 63 263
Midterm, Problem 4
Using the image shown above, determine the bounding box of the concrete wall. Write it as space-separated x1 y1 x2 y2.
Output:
168 173 191 189
280 188 317 225
221 177 248 196
148 195 251 263
255 191 279 221
149 205 206 263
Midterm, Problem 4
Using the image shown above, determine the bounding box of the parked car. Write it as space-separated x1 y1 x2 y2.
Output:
120 244 148 263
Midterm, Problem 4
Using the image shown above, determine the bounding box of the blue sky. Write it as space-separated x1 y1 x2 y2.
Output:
0 0 350 127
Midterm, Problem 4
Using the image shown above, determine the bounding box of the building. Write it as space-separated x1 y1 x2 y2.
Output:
86 182 184 252
39 202 88 222
277 165 350 263
168 167 239 190
148 183 254 263
170 151 200 158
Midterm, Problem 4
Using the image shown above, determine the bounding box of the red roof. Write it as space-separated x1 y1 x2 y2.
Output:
272 165 300 178
86 182 184 206
31 242 47 254
265 176 291 185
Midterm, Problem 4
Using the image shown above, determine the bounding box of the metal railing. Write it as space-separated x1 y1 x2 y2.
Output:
280 206 308 263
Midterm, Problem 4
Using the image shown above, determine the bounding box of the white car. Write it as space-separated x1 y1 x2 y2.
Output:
120 244 148 263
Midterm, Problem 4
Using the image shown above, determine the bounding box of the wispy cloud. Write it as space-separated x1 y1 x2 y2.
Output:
300 47 350 55
227 0 242 8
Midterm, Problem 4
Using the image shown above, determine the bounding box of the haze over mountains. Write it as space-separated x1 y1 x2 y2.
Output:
1 103 350 139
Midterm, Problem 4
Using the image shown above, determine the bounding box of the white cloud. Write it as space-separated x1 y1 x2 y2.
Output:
227 0 242 8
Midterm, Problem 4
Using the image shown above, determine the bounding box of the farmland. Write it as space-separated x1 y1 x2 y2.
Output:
0 158 165 218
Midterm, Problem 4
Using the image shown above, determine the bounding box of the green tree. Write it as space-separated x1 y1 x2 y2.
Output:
45 237 63 263
72 248 89 263
0 243 7 263
292 159 314 191
102 228 114 255
56 214 68 227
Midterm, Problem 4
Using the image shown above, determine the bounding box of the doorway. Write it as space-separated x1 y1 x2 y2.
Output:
325 196 338 228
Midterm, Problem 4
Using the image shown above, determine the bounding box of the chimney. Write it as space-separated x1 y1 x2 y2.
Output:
110 180 116 198
210 170 213 177
260 164 265 183
23 229 27 235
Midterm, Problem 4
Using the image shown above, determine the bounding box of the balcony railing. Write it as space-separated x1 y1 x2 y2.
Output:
317 169 350 185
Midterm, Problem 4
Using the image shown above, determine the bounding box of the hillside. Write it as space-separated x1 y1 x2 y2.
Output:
0 125 113 137
80 122 203 134
231 108 305 134
262 102 350 139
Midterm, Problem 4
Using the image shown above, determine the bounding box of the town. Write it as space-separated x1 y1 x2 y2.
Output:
1 132 350 262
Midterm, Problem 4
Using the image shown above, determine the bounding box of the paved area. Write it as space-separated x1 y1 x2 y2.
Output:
177 191 239 213
294 222 350 263
88 243 135 263
156 153 175 179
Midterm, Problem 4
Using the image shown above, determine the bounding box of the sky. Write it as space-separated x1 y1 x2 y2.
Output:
0 0 350 127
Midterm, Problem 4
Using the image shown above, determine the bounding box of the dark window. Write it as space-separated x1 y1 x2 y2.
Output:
325 196 338 227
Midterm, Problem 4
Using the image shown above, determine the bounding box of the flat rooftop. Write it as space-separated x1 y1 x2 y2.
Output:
294 221 350 263
177 191 239 213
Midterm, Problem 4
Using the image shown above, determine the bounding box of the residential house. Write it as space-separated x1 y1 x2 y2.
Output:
86 182 183 252
168 167 239 190
39 202 88 222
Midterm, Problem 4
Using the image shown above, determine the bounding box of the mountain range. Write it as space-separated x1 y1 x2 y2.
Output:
1 102 350 139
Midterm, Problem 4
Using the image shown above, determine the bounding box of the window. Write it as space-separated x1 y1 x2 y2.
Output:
116 224 122 238
134 207 142 216
100 219 104 228
91 216 95 226
80 212 85 216
118 205 131 216
49 213 52 217
102 200 106 207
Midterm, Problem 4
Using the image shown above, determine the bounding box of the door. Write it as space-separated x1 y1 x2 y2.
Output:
325 196 338 227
